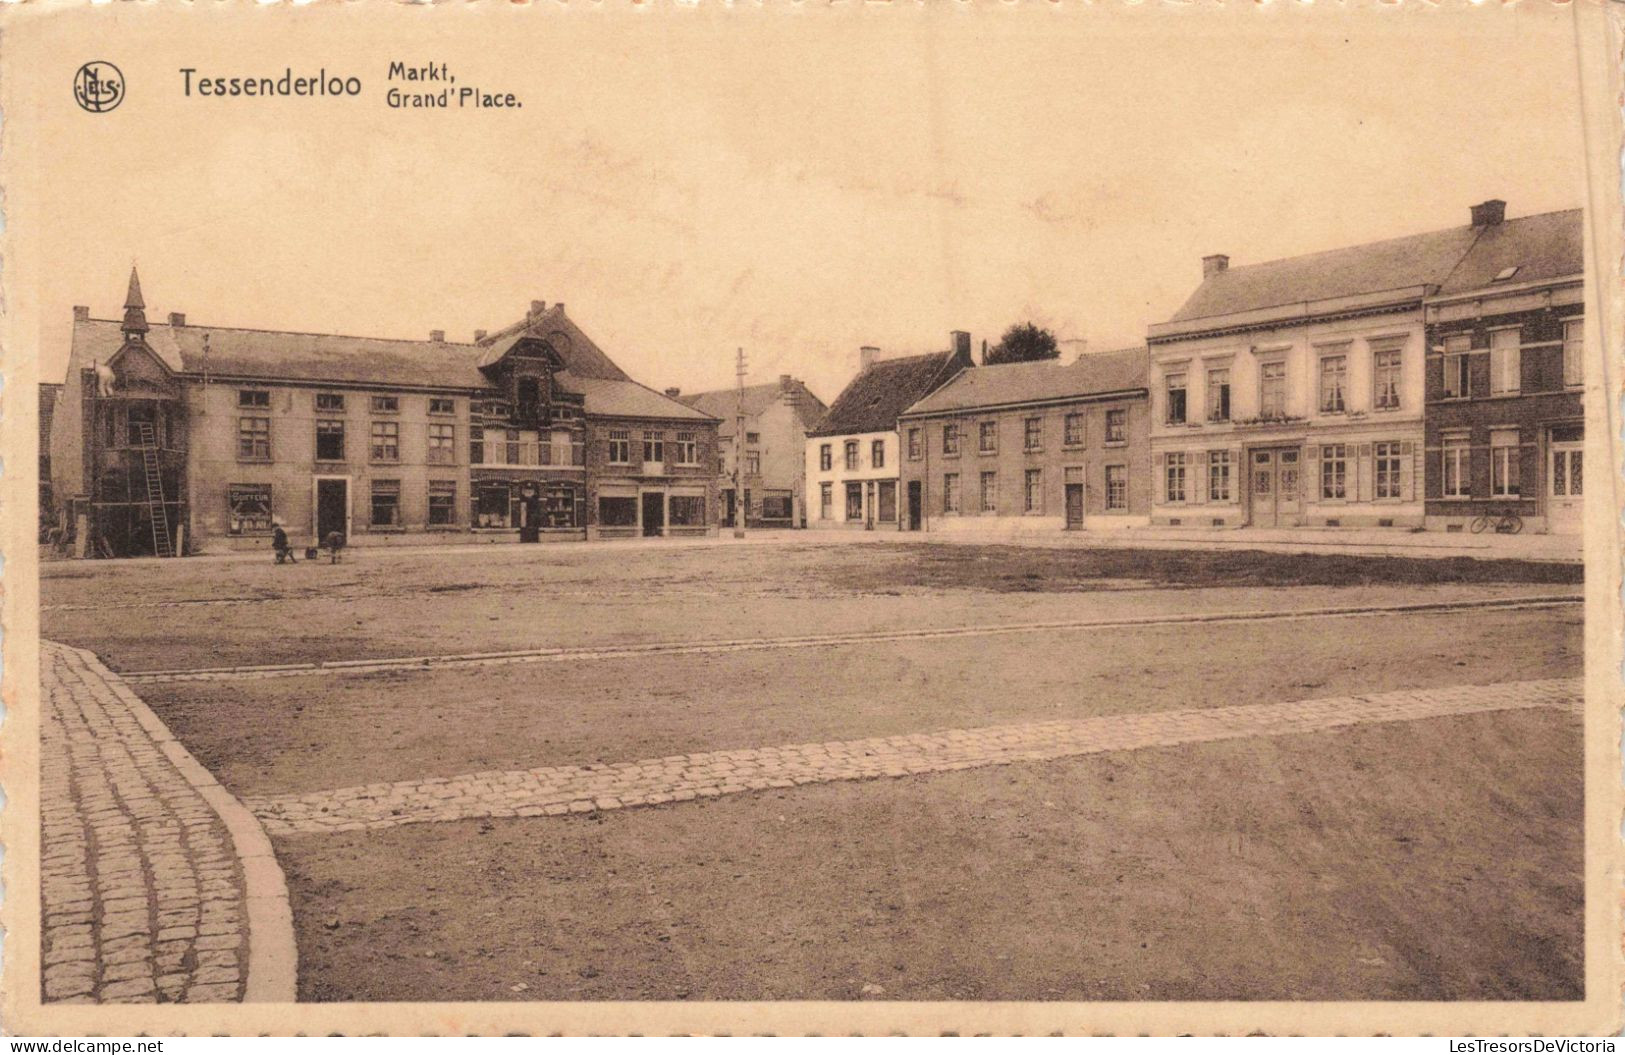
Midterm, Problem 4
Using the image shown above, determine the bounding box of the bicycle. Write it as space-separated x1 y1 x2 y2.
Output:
1469 508 1524 535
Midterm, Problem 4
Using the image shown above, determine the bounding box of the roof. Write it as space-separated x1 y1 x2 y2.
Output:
473 304 629 380
810 350 966 437
677 380 827 433
64 308 706 421
904 347 1148 417
1436 208 1584 295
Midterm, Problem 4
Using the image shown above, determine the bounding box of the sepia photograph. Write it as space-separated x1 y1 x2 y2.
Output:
2 0 1621 1038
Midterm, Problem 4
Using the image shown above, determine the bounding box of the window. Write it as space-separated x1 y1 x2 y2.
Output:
227 485 273 535
1318 353 1348 413
598 496 638 528
819 444 833 471
428 480 457 525
1206 367 1230 422
846 482 863 521
1374 441 1403 500
315 420 345 461
607 429 630 465
1563 318 1584 386
429 397 455 416
315 393 345 412
1024 417 1042 451
745 432 760 445
872 439 885 469
1104 409 1126 444
1442 335 1470 398
844 440 859 471
370 420 400 462
1552 427 1583 497
943 423 961 456
979 421 998 454
642 431 665 463
1442 434 1470 498
979 471 998 514
1208 451 1232 502
675 432 698 465
370 480 401 528
371 395 399 413
744 451 761 475
1491 429 1520 497
819 482 833 519
505 428 521 465
1372 348 1402 410
1259 360 1287 418
942 473 960 514
669 495 706 527
1490 328 1521 395
427 423 455 464
1320 444 1347 500
237 417 270 460
238 389 270 408
1064 413 1084 447
907 429 922 460
469 428 485 466
1164 452 1187 503
1024 469 1043 513
1105 465 1127 511
1165 372 1187 425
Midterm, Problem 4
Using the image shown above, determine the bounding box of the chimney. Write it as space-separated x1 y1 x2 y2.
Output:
168 312 186 328
860 346 881 372
1202 254 1230 278
429 329 445 343
72 306 90 322
528 300 546 327
779 374 793 390
665 386 681 398
473 329 487 342
1470 199 1506 227
951 330 971 363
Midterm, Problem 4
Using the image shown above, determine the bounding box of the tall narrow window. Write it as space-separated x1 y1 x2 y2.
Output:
1064 413 1085 447
1490 328 1521 395
607 429 630 465
871 439 885 469
942 473 960 514
820 444 832 471
979 421 998 454
819 482 833 519
1104 409 1126 444
744 451 761 475
1024 417 1042 451
1491 429 1520 497
1165 372 1187 425
943 423 960 456
675 432 698 465
1442 434 1470 498
1207 450 1232 502
1164 452 1187 503
844 440 859 471
1206 367 1230 422
1024 469 1043 513
642 431 665 463
1563 318 1584 387
1105 465 1127 511
1442 336 1470 398
1259 361 1287 418
979 471 998 514
1372 348 1402 410
846 481 863 521
907 430 921 461
1320 444 1347 500
1318 354 1348 413
1374 441 1402 499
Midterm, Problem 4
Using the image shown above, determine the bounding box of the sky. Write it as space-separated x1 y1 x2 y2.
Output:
15 2 1590 407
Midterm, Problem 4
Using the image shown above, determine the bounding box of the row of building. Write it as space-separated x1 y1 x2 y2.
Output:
44 198 1585 556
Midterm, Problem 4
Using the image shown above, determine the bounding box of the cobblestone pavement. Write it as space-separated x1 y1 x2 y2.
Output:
246 678 1581 836
41 643 292 1004
122 594 1580 685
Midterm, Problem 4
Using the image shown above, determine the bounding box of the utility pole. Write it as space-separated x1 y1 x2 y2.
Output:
733 347 747 539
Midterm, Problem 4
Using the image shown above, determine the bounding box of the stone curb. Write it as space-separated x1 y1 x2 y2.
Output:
121 593 1584 684
64 645 299 1004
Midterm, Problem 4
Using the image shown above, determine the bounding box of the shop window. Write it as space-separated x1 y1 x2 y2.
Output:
598 496 638 528
669 495 707 526
428 480 457 525
542 483 577 528
477 484 513 528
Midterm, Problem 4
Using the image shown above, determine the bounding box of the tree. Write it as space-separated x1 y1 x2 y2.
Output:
985 322 1059 365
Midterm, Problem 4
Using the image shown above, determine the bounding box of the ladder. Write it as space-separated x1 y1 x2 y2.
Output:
134 422 173 557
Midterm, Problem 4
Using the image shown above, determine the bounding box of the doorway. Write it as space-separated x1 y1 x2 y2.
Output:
315 478 349 544
1547 425 1583 534
1249 448 1301 527
907 481 922 531
641 492 665 537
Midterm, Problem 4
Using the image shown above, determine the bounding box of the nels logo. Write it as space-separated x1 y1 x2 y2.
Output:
74 61 124 114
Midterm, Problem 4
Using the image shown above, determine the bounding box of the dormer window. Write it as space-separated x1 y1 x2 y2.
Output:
517 376 543 422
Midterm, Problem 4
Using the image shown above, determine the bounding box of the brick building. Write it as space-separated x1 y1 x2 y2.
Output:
50 270 718 556
1421 204 1585 534
674 376 826 528
897 348 1150 532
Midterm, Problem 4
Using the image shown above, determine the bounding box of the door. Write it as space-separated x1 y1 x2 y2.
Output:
1065 484 1085 528
877 481 897 525
519 484 542 543
907 481 922 531
1250 448 1301 527
315 478 348 544
721 488 736 527
641 492 665 537
1548 426 1583 534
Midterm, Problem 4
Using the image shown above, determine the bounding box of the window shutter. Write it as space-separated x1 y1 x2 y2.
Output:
1194 451 1208 503
1401 441 1416 501
1358 443 1373 502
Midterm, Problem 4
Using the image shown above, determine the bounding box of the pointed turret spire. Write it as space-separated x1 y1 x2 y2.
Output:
122 265 148 337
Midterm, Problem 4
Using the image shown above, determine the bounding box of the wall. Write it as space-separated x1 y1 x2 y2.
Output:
583 416 718 539
804 430 901 529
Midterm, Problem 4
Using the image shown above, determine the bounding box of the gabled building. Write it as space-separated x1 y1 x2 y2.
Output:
1422 204 1585 535
50 271 719 556
805 333 974 530
1145 202 1504 530
673 375 826 528
898 348 1150 532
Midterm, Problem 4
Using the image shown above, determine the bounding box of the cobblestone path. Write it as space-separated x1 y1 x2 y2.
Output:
246 678 1581 836
41 643 293 1004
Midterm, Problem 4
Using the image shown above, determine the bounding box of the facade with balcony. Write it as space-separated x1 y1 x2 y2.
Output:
50 272 718 555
